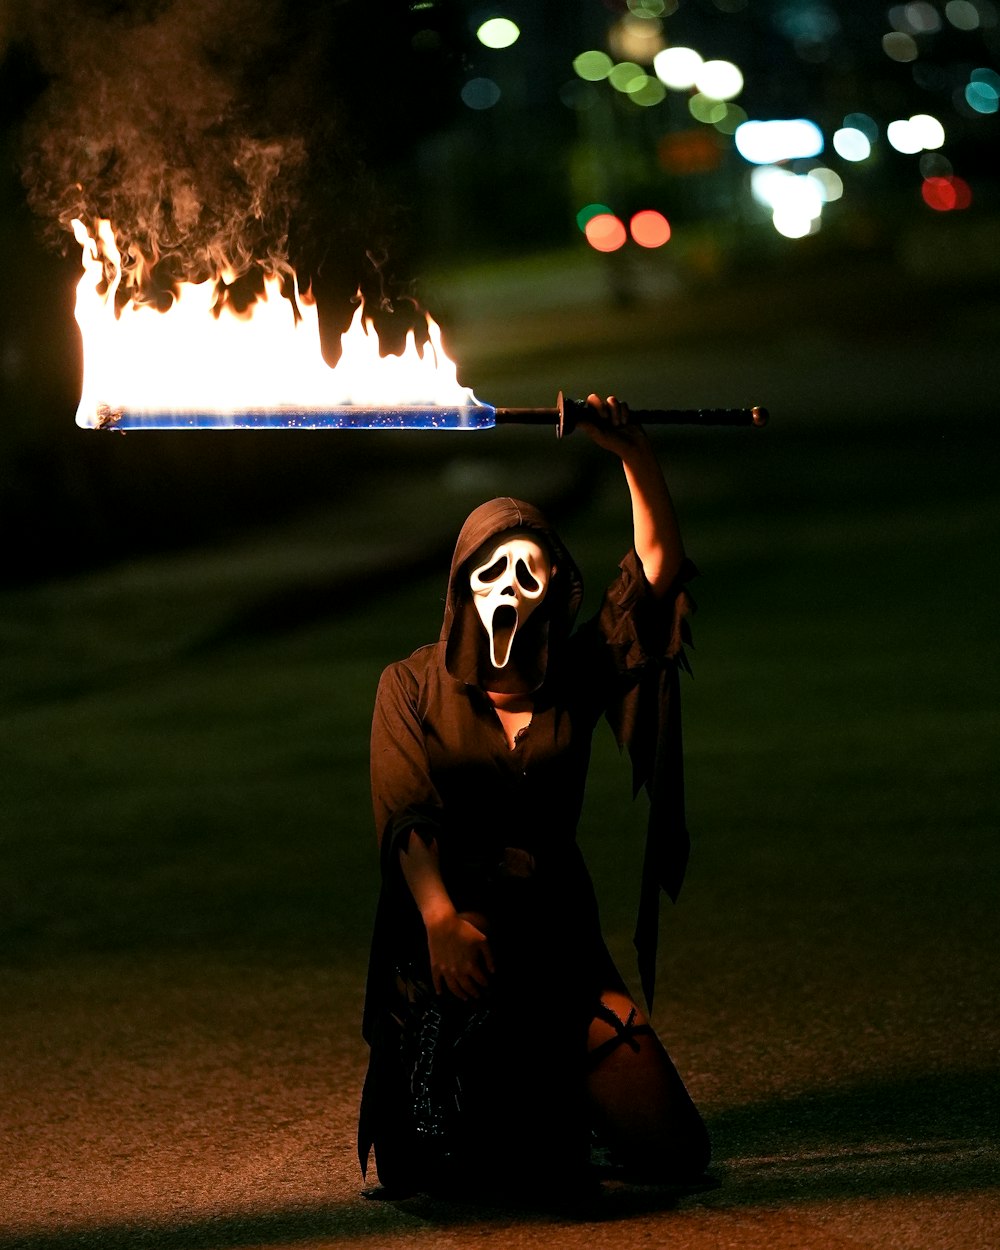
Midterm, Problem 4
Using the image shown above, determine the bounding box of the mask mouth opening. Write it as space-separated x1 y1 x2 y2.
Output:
490 604 519 668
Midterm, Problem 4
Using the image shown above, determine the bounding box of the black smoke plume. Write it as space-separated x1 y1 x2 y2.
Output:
6 0 466 353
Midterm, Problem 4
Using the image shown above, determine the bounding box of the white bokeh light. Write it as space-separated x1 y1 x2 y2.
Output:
887 114 945 153
807 167 844 202
694 59 744 100
653 46 703 90
735 119 824 164
749 166 825 238
909 113 946 148
887 119 923 153
833 127 872 161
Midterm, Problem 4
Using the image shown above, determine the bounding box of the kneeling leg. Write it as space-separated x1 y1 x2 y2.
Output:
586 987 710 1182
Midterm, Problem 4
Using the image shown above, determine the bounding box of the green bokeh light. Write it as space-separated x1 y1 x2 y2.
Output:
576 203 613 232
608 61 646 93
630 77 667 107
573 50 614 81
477 18 520 50
689 93 728 124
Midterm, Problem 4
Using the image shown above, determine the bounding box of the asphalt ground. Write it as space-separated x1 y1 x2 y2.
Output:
2 249 999 1249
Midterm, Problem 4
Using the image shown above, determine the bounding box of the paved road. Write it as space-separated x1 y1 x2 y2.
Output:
2 254 998 1249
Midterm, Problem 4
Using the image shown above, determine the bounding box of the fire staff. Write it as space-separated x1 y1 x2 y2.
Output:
358 395 710 1198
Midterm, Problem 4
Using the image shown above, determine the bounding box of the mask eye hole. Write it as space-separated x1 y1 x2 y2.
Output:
515 559 539 593
478 556 508 583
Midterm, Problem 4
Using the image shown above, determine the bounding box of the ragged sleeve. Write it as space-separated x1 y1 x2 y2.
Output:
595 550 698 1009
370 660 445 872
600 549 697 795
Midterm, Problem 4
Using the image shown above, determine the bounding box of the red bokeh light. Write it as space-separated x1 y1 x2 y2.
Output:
921 175 973 212
585 213 627 253
630 210 671 248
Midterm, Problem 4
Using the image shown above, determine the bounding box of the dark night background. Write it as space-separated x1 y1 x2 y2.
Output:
1 2 998 1247
2 0 997 583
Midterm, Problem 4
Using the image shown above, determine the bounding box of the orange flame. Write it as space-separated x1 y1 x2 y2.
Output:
71 219 479 427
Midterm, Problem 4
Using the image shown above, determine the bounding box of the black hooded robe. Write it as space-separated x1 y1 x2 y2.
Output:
358 498 695 1192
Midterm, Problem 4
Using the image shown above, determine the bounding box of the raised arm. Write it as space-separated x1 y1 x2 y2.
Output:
577 393 685 596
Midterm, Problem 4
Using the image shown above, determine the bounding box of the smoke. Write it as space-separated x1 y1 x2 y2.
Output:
9 0 463 343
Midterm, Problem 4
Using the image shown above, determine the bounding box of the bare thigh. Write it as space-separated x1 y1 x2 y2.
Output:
586 987 710 1181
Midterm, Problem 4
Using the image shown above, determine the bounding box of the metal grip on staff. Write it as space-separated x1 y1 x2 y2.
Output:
494 392 769 437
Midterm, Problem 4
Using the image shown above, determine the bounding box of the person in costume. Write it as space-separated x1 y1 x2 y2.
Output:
358 394 710 1197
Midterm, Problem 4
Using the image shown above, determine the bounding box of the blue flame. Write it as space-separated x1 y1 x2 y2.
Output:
86 405 499 431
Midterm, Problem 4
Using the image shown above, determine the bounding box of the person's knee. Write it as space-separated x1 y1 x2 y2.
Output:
586 988 711 1182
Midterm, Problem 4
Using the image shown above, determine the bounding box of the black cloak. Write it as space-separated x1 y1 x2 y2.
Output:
359 497 695 1186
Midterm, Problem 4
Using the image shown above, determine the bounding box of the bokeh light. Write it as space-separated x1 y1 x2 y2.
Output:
844 112 879 142
576 203 613 232
461 78 501 110
747 165 827 237
945 0 981 28
630 77 667 106
750 167 823 223
883 31 919 61
585 213 628 252
920 151 953 178
735 119 824 164
689 93 728 124
909 113 946 147
887 113 945 152
609 61 647 93
573 50 614 81
694 59 744 100
921 174 973 210
653 46 703 90
476 18 520 49
750 166 795 209
629 210 671 247
890 2 942 33
966 74 1000 113
807 166 844 202
629 0 674 15
833 127 872 161
714 103 748 135
610 14 666 63
887 119 923 153
772 205 820 239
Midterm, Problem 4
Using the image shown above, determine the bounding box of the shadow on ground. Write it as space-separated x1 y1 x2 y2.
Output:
706 1068 999 1207
4 1069 996 1249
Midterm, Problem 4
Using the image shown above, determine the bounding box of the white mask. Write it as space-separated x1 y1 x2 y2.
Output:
469 536 551 669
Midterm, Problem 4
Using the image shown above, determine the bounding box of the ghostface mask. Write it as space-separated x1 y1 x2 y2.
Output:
469 535 551 669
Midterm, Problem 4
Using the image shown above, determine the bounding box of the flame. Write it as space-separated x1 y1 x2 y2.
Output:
71 219 479 427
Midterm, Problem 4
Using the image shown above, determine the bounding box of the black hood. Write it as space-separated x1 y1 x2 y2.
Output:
440 497 584 694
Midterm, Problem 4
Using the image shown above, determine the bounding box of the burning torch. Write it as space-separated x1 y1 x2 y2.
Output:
73 219 768 436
